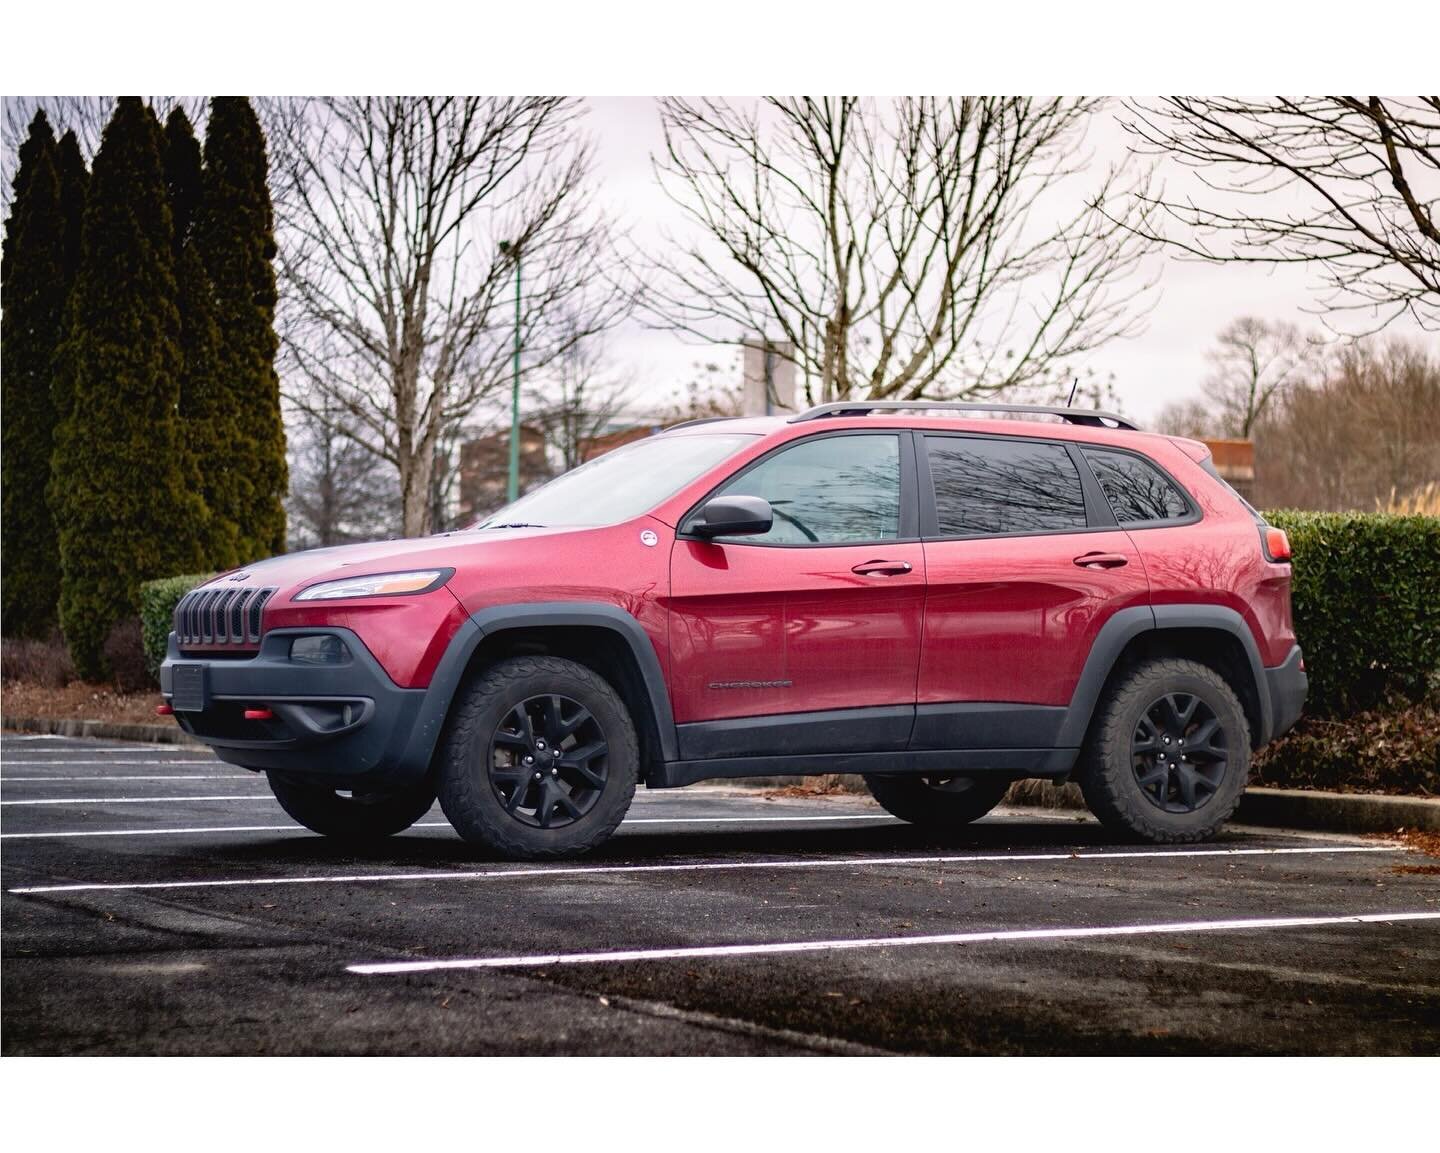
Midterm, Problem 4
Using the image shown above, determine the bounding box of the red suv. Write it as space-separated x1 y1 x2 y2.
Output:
161 402 1307 858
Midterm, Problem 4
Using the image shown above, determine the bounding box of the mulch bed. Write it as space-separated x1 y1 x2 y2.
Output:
1 680 164 726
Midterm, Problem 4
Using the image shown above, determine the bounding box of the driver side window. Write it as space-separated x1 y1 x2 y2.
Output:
709 434 901 544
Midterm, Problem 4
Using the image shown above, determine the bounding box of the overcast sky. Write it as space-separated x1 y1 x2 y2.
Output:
584 97 1435 424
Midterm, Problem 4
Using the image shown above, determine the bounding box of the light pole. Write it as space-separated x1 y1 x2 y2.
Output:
499 240 521 503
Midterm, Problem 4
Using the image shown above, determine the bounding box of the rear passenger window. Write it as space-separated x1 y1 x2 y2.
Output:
925 437 1087 537
1082 448 1190 524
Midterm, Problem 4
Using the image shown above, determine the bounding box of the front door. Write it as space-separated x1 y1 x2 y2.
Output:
666 431 925 758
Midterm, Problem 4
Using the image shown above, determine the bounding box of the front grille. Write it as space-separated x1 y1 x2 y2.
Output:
174 586 275 648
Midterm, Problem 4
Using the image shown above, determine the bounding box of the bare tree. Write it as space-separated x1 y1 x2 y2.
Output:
1203 316 1323 438
646 98 1160 404
526 316 634 472
285 400 397 549
267 97 632 537
1120 97 1440 332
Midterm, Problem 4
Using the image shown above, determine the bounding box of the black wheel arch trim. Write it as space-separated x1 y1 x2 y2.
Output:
1057 603 1276 749
403 601 679 776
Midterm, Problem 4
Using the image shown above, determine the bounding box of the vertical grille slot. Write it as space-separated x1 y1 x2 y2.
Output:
172 585 275 651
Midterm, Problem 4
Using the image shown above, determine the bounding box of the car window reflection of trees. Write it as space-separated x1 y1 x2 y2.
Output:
930 441 1086 536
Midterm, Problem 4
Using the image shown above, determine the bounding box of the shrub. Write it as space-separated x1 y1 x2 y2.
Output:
139 572 214 678
1268 510 1440 717
1 632 76 688
102 617 151 693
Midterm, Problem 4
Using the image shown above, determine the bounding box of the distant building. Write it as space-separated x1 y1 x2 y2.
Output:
1203 438 1256 502
580 420 672 462
457 424 549 523
741 338 796 415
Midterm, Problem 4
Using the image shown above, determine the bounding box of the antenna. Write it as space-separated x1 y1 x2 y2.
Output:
1066 377 1079 407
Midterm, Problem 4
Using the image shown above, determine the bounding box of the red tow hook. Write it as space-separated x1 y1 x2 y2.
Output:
244 708 274 721
156 704 174 716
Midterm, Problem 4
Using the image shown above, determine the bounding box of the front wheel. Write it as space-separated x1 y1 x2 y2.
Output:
436 655 639 859
862 773 1011 827
267 774 436 841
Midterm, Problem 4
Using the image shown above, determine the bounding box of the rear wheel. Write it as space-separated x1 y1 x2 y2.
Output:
436 655 638 859
267 774 436 841
1078 657 1250 843
862 773 1011 827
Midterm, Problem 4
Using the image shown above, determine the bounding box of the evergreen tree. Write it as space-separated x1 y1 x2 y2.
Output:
1 112 65 637
49 130 91 433
165 108 239 568
196 97 287 560
50 98 208 677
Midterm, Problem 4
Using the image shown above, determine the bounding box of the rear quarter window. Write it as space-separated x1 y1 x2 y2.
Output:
1081 447 1191 524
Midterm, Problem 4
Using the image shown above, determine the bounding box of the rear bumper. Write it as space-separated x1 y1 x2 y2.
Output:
159 627 442 789
1263 644 1308 742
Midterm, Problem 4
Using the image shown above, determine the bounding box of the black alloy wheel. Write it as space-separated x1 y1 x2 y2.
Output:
488 693 609 829
1131 691 1229 813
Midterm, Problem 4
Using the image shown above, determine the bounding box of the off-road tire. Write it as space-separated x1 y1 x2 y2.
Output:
436 655 639 859
1077 657 1250 844
267 774 436 841
862 773 1012 827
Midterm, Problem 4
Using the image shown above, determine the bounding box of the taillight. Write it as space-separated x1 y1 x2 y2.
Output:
1260 525 1291 563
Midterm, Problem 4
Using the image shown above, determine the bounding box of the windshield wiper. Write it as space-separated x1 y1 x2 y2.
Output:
480 521 546 530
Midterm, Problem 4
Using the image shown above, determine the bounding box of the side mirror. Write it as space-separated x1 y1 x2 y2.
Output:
690 495 773 538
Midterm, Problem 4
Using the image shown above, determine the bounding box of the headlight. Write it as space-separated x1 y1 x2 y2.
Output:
293 569 452 601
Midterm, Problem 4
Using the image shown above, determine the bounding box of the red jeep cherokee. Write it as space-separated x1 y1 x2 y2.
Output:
161 401 1307 858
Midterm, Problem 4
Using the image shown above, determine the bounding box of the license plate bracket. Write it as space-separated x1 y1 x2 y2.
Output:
171 663 207 712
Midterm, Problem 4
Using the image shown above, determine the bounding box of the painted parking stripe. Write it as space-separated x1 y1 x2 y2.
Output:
1 794 274 806
1 774 256 782
7 844 1402 894
0 759 218 767
346 910 1440 975
0 813 892 839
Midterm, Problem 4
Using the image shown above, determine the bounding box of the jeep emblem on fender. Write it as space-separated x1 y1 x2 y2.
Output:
639 529 658 547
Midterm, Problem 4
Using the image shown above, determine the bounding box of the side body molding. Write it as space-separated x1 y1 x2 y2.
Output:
399 601 680 777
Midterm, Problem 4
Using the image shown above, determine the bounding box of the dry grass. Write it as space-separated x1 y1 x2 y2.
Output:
1378 481 1440 516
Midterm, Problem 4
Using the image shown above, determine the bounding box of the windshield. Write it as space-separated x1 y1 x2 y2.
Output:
474 432 756 529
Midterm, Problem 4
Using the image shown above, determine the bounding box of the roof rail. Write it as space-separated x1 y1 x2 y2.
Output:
662 416 743 432
787 400 1140 431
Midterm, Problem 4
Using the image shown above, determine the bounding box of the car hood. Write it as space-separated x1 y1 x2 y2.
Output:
209 527 570 593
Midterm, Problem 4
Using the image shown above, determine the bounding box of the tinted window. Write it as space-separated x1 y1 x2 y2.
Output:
926 436 1087 537
1083 448 1190 524
706 434 901 544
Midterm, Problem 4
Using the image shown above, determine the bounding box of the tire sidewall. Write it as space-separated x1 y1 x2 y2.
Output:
1097 665 1250 839
438 658 638 856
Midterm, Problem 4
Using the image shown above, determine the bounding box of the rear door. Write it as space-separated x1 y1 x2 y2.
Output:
914 432 1150 750
666 430 925 757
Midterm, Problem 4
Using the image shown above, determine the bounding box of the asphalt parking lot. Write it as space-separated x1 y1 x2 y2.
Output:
3 731 1438 1055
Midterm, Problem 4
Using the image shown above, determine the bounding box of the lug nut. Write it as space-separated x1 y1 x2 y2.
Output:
534 771 542 780
524 755 534 765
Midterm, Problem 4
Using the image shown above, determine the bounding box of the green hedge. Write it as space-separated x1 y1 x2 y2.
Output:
1268 511 1440 717
138 572 214 679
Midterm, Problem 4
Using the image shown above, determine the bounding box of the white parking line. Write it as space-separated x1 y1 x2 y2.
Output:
0 811 892 834
7 844 1402 894
1 775 256 782
346 910 1440 974
1 794 272 806
0 760 218 767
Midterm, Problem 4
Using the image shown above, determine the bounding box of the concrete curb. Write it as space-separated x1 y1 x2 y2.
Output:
2 715 202 746
722 774 1439 834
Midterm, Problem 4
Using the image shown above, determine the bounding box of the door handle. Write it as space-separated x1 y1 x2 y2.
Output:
1073 552 1129 570
852 559 913 577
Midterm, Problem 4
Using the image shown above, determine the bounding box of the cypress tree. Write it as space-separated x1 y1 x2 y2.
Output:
196 97 287 561
165 107 239 569
1 112 65 637
50 98 208 677
49 130 91 436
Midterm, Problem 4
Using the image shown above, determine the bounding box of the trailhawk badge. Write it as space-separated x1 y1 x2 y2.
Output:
639 529 659 547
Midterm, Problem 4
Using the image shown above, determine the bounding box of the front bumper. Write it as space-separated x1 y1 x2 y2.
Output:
1263 644 1308 742
159 627 436 788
